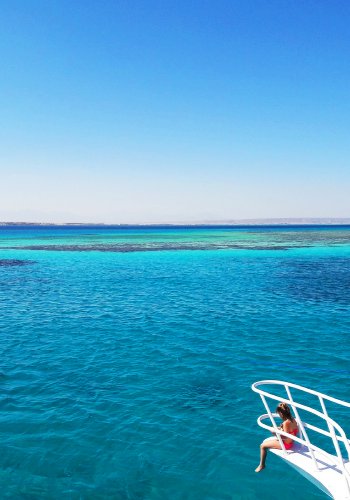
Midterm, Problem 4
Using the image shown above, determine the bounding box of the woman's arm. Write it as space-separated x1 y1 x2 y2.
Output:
271 424 283 435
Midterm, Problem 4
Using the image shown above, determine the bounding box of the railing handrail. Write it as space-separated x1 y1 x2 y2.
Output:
252 381 350 457
253 388 349 441
252 380 350 408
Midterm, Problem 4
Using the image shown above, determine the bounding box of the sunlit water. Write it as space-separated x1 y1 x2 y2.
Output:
1 225 350 499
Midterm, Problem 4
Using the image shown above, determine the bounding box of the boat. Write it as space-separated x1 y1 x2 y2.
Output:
252 380 350 499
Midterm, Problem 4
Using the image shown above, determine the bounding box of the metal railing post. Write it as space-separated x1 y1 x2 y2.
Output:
319 396 350 497
285 385 319 471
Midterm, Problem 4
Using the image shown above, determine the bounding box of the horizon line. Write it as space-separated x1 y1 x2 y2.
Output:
1 217 350 227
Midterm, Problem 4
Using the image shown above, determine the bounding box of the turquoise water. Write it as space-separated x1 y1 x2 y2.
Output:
1 225 350 499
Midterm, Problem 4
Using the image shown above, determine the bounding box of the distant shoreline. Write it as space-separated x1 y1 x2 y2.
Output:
1 218 350 227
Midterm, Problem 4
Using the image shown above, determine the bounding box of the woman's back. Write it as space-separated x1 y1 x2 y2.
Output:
283 418 298 441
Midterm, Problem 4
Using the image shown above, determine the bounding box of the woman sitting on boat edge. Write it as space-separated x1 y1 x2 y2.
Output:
255 402 298 472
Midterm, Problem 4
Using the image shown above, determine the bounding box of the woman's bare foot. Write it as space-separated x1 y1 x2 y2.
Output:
255 465 265 472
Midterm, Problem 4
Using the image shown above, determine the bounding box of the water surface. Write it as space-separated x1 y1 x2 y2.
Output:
1 225 350 499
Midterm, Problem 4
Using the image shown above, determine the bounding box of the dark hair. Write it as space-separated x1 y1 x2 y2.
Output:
276 402 294 421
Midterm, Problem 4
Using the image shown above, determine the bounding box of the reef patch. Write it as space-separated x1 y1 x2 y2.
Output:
1 244 291 252
0 259 36 267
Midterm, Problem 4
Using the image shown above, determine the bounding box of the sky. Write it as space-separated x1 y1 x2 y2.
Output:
1 0 349 223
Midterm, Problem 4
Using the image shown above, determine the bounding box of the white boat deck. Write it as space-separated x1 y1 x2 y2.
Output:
270 443 350 499
252 380 350 499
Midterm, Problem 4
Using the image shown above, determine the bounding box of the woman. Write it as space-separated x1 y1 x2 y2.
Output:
255 402 298 472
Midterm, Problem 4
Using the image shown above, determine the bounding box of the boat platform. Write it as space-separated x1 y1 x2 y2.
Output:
252 380 350 499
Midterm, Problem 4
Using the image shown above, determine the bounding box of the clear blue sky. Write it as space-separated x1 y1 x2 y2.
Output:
1 0 349 222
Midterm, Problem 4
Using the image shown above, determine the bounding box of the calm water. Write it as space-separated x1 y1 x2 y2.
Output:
1 225 350 499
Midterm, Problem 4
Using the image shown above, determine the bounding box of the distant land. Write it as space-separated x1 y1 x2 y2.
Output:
1 218 350 226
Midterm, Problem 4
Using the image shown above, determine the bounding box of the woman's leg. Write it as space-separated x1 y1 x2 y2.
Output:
255 438 282 472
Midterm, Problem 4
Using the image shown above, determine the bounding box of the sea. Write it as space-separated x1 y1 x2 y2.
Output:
0 224 349 499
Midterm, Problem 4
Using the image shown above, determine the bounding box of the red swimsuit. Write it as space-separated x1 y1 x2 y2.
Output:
283 427 298 450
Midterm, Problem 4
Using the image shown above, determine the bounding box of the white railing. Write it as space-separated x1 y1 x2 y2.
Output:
252 380 350 496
